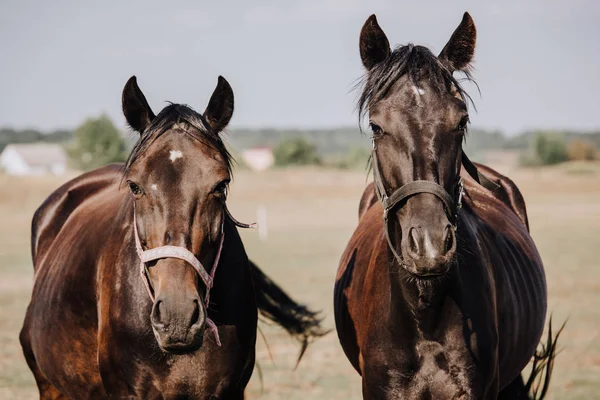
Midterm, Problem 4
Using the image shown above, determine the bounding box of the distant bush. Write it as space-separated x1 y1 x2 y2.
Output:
532 132 568 165
273 137 321 166
518 132 569 167
567 139 596 161
67 115 127 170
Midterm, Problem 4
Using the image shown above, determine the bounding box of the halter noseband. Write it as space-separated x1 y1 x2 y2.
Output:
132 201 256 347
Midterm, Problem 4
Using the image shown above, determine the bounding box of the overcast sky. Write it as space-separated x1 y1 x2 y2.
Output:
1 0 599 135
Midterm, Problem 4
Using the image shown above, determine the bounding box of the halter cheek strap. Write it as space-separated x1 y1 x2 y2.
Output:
133 205 224 346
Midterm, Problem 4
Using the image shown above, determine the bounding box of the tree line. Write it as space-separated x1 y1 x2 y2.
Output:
1 118 598 171
248 128 599 168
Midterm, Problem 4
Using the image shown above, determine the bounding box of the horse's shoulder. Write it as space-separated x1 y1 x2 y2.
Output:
31 164 124 267
336 204 386 374
339 202 382 275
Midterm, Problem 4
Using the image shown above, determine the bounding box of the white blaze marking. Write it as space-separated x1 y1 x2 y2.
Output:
151 184 158 191
169 150 183 162
411 86 425 96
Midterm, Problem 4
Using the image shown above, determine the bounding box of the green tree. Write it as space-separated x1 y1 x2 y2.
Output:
273 137 321 166
533 132 568 165
67 115 127 170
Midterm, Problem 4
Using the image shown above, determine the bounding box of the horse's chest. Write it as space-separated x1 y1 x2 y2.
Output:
150 361 243 399
404 341 474 398
367 339 480 400
101 325 254 399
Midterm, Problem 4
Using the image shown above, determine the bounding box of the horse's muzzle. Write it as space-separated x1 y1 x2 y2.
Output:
150 296 206 353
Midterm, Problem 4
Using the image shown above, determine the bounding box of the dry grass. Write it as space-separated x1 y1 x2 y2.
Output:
0 159 598 399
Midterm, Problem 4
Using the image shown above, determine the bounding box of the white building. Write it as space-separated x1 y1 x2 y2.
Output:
241 147 274 171
0 143 68 176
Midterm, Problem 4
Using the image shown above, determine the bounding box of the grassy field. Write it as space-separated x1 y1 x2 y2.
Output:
0 159 599 399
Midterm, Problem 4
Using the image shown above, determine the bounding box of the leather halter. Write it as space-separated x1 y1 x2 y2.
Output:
371 142 498 266
132 201 256 347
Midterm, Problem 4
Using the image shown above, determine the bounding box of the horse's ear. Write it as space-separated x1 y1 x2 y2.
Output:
438 12 476 72
360 15 391 70
122 76 156 134
203 76 234 134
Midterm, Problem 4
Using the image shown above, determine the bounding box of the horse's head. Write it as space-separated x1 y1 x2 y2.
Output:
359 13 476 278
122 76 234 352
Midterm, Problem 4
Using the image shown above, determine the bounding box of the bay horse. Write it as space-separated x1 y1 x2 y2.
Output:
20 76 325 399
335 13 560 399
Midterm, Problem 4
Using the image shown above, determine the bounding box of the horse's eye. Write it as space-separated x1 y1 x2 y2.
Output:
457 115 470 132
213 180 229 198
369 122 383 136
128 182 143 196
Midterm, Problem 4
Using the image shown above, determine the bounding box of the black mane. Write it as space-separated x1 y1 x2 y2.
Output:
123 103 233 175
357 44 474 121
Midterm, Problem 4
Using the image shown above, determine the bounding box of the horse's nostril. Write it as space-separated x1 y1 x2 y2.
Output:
152 300 165 327
191 299 201 327
444 226 454 254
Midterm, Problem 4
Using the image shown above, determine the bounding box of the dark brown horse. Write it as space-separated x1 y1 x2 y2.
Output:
20 76 325 399
335 13 559 399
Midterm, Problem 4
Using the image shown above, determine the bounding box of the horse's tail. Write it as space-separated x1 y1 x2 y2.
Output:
525 318 566 400
249 260 329 366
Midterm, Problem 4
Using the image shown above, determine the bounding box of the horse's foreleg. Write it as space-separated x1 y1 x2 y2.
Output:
20 326 67 400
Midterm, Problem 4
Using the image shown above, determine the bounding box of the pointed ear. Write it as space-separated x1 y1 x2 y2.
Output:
122 76 156 134
438 12 477 72
360 14 391 70
203 76 234 133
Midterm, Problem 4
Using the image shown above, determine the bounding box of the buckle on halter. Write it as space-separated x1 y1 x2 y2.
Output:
457 179 464 209
381 195 389 220
453 179 465 230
